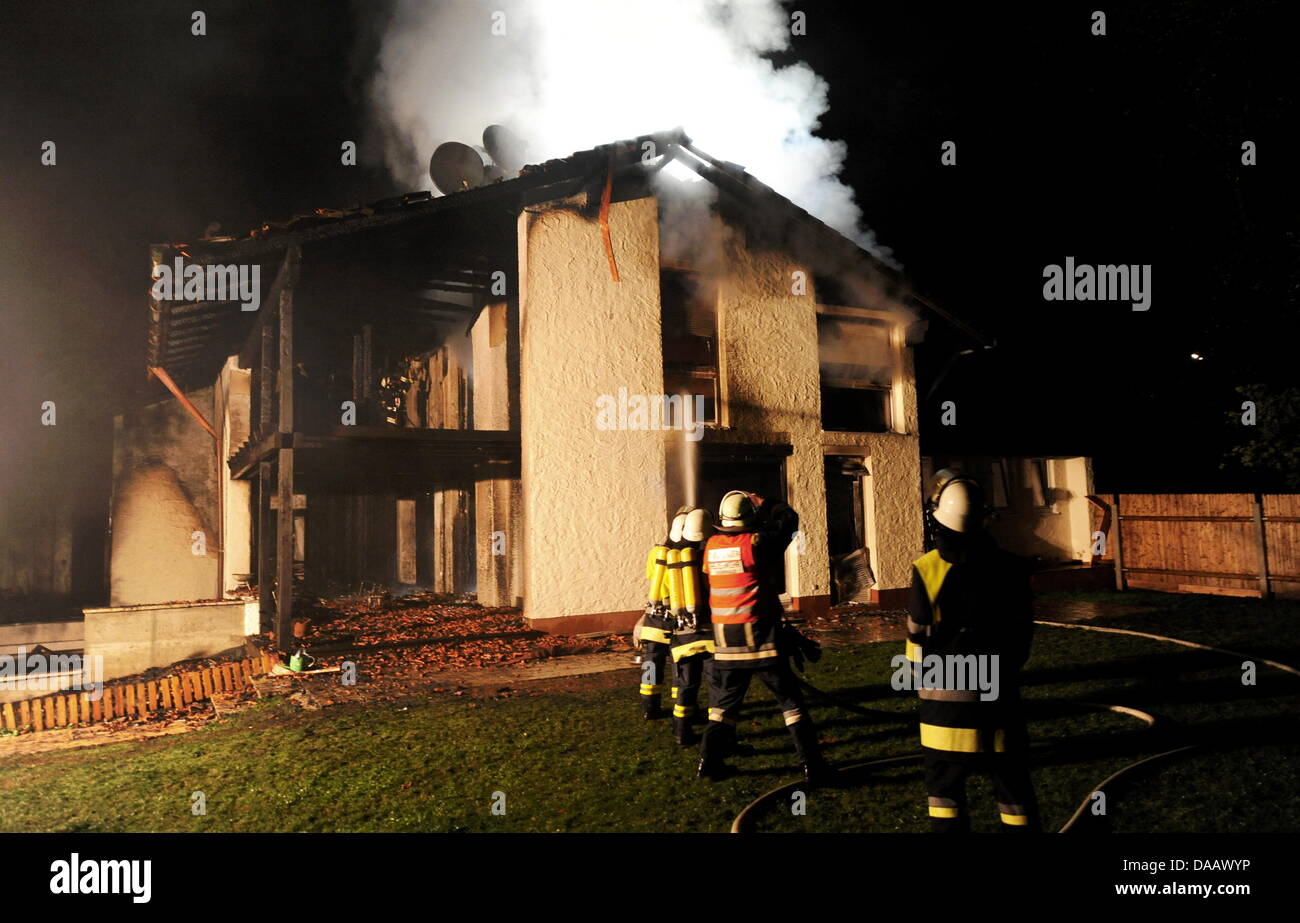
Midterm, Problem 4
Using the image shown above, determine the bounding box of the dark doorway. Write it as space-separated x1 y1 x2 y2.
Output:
825 455 874 603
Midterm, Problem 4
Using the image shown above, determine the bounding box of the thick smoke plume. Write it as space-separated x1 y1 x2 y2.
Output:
370 0 882 254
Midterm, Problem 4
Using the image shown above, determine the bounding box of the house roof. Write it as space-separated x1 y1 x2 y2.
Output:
146 129 973 390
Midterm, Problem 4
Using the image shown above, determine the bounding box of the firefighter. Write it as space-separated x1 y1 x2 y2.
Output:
906 469 1040 832
666 507 715 746
697 491 830 784
637 514 678 719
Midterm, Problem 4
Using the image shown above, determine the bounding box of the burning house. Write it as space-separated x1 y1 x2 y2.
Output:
108 128 960 658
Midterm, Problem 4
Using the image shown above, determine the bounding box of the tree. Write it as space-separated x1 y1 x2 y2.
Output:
1224 385 1300 490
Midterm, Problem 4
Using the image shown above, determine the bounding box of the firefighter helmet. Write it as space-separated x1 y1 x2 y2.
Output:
669 508 689 543
682 507 713 543
718 490 757 529
927 468 986 533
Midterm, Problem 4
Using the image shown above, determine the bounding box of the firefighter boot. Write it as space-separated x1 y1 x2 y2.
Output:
790 719 833 787
673 716 697 747
697 722 737 782
641 693 666 720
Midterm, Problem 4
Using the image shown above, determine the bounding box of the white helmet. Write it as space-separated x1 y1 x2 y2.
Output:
669 508 689 543
682 508 713 543
927 469 985 533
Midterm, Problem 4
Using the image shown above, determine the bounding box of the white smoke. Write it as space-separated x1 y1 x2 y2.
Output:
370 0 882 253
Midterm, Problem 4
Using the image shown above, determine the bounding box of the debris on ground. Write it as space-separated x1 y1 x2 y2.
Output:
286 592 632 674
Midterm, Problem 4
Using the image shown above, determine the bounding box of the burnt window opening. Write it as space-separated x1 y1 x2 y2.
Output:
817 312 897 433
661 269 719 426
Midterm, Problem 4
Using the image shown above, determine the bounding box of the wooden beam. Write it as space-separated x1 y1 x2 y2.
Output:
258 313 275 436
147 366 218 440
257 461 274 633
275 244 301 652
1112 494 1127 591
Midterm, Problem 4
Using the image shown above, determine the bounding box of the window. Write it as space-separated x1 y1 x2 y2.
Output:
661 269 719 425
817 312 896 433
988 460 1009 509
1024 458 1051 509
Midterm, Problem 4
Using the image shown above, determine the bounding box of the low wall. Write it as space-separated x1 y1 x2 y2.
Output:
82 600 259 682
0 619 87 704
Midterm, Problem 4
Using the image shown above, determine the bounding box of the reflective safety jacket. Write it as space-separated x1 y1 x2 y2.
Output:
704 531 783 668
906 530 1034 759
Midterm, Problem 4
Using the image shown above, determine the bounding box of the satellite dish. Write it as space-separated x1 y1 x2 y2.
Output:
429 141 487 195
483 124 528 175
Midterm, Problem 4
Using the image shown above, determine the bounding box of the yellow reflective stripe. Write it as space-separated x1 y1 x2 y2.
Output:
713 646 778 661
639 684 667 694
929 805 960 819
1000 812 1029 826
670 687 679 698
782 709 803 726
671 639 715 661
919 724 1007 753
640 627 672 645
919 723 980 753
711 605 755 617
905 639 923 662
708 708 735 725
673 705 694 718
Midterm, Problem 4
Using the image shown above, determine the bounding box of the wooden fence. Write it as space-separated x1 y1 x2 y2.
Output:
1100 493 1300 598
0 652 280 734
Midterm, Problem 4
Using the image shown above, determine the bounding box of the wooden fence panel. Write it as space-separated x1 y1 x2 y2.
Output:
1115 493 1300 598
3 653 277 736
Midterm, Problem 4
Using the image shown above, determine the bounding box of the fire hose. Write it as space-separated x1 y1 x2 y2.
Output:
730 620 1300 833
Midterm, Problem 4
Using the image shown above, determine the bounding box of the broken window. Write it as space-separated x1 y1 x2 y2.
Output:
661 269 718 425
817 312 896 433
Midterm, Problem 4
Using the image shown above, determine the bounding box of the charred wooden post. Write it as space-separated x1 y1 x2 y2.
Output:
275 244 302 651
257 460 273 631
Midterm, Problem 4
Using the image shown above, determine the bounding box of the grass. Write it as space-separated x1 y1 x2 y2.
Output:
0 592 1296 833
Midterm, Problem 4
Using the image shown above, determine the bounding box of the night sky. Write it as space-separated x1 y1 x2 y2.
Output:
1 1 1295 591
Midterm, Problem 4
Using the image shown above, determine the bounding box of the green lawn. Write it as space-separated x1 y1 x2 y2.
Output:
1 592 1296 833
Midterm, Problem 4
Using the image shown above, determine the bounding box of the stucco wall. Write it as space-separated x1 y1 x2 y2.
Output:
219 358 253 594
988 456 1095 563
714 227 923 596
519 194 924 628
110 387 220 605
713 233 828 599
519 196 666 625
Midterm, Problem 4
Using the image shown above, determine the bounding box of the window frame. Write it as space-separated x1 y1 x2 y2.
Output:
815 304 906 435
660 265 722 428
